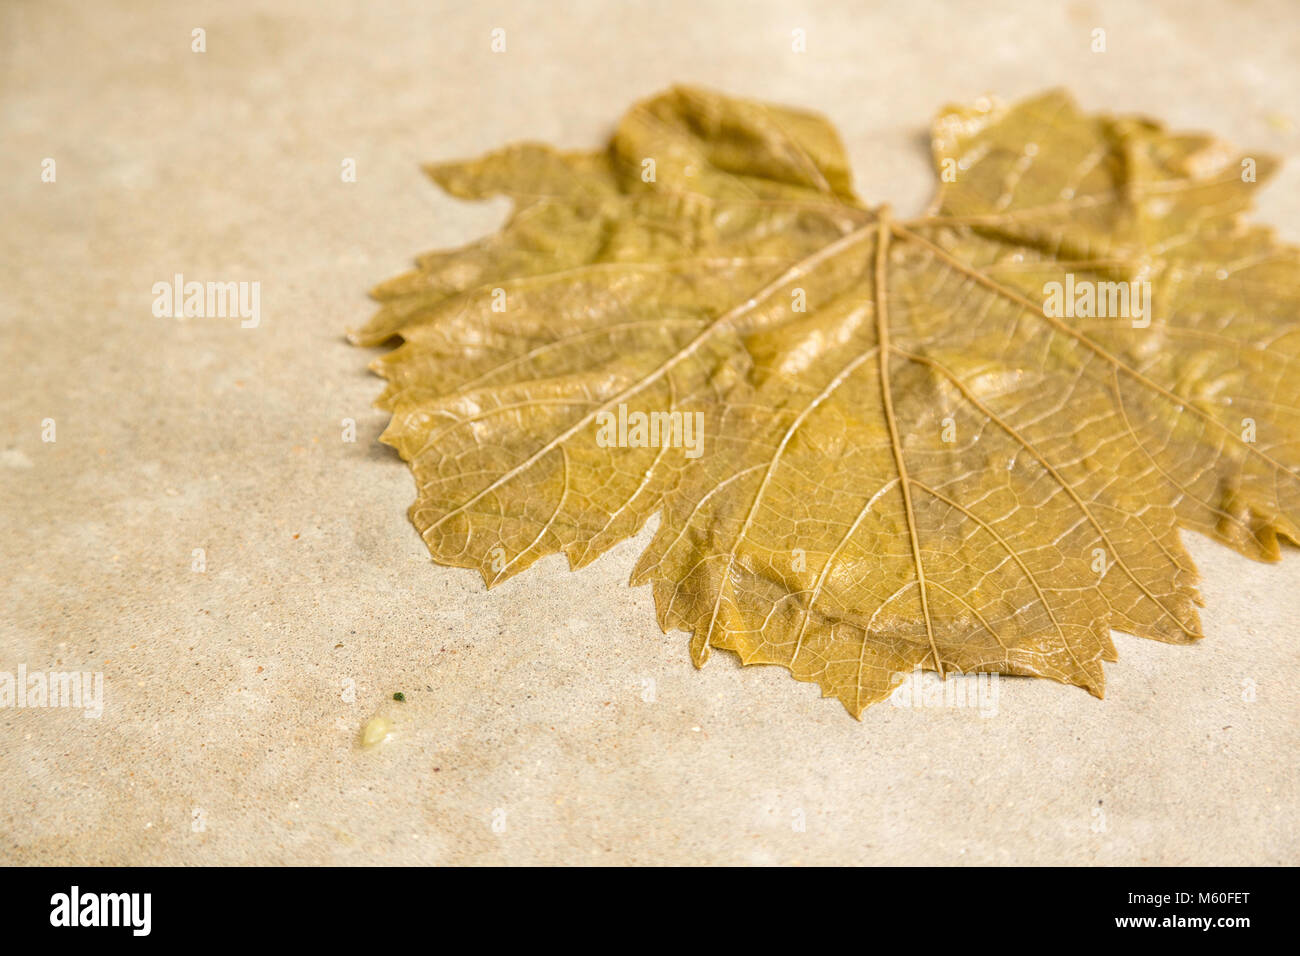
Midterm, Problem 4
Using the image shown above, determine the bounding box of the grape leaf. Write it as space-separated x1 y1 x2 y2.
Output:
352 87 1300 716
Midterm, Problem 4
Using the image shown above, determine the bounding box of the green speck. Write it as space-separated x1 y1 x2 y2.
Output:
393 692 406 702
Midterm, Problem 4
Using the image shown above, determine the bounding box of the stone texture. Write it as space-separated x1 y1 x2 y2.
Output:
1 0 1297 864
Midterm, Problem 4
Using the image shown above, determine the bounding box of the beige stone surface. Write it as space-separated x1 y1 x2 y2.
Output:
2 0 1298 865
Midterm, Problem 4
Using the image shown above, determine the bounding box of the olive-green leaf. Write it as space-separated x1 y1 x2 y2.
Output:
352 86 1299 717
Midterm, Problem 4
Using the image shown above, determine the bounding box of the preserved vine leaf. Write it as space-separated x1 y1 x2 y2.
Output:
353 87 1299 716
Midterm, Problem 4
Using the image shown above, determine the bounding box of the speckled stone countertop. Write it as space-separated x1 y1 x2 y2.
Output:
2 0 1297 864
